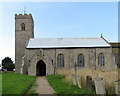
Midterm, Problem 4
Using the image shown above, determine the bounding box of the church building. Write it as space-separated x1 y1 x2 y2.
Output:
15 13 117 76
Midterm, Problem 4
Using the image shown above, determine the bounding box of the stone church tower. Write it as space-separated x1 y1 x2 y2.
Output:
15 14 34 73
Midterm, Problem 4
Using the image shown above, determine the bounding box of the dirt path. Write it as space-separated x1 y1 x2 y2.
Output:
35 76 55 94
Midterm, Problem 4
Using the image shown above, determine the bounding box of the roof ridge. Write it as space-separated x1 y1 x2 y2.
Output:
30 37 100 39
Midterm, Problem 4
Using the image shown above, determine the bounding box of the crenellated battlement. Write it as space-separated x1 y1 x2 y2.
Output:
15 13 32 16
15 13 33 19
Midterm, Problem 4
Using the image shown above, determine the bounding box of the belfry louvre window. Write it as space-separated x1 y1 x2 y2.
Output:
21 23 25 31
77 54 84 67
98 53 105 66
57 54 64 68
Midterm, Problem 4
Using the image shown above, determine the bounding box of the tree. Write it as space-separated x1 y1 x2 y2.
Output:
2 57 15 71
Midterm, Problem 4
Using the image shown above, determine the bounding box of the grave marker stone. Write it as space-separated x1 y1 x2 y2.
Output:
76 75 82 88
86 75 94 91
72 74 77 85
95 75 106 95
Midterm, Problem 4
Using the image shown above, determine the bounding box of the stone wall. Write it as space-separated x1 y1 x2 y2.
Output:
96 48 115 70
109 43 120 68
15 14 34 73
24 47 115 76
25 49 55 75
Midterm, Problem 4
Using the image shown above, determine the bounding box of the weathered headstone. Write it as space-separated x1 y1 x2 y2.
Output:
118 80 120 95
72 74 77 85
115 79 120 95
76 75 82 88
86 75 94 91
115 80 118 95
95 75 106 95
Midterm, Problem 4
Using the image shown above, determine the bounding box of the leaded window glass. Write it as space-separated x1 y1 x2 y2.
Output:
98 53 105 66
77 54 84 67
57 54 64 68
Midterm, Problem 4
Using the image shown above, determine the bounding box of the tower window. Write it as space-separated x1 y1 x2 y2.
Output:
21 23 25 31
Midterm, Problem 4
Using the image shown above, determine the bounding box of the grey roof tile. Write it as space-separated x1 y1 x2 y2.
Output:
26 38 111 48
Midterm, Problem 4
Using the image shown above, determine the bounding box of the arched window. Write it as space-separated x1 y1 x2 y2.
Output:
77 54 84 67
57 54 64 68
21 23 25 31
98 53 105 66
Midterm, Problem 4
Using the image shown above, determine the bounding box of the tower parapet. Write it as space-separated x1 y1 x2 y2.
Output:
15 13 33 20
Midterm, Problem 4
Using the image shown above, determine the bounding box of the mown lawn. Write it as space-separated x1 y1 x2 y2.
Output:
47 74 96 95
2 72 36 95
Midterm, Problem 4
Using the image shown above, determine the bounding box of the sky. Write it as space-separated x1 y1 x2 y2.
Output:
0 1 118 64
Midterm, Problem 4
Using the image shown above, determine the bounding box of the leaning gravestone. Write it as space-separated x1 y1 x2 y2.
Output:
86 75 94 91
72 74 77 85
95 75 106 95
76 75 82 88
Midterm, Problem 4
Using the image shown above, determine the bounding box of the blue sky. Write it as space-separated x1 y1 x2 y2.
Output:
0 2 118 63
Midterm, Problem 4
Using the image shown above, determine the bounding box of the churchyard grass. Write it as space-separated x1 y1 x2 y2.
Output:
56 68 118 94
26 83 38 95
47 74 96 95
2 72 36 95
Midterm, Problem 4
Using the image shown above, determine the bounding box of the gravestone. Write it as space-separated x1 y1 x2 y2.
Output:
72 74 77 85
115 80 118 94
86 75 94 91
95 75 106 95
76 75 82 88
115 79 120 95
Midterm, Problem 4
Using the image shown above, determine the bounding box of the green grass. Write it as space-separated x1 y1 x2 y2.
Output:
2 72 36 95
26 83 38 96
47 74 96 95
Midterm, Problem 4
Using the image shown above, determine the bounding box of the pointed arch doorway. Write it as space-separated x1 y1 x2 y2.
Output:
36 60 46 76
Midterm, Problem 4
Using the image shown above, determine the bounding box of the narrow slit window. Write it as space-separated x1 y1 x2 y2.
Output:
77 54 84 68
98 53 105 66
57 54 64 68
